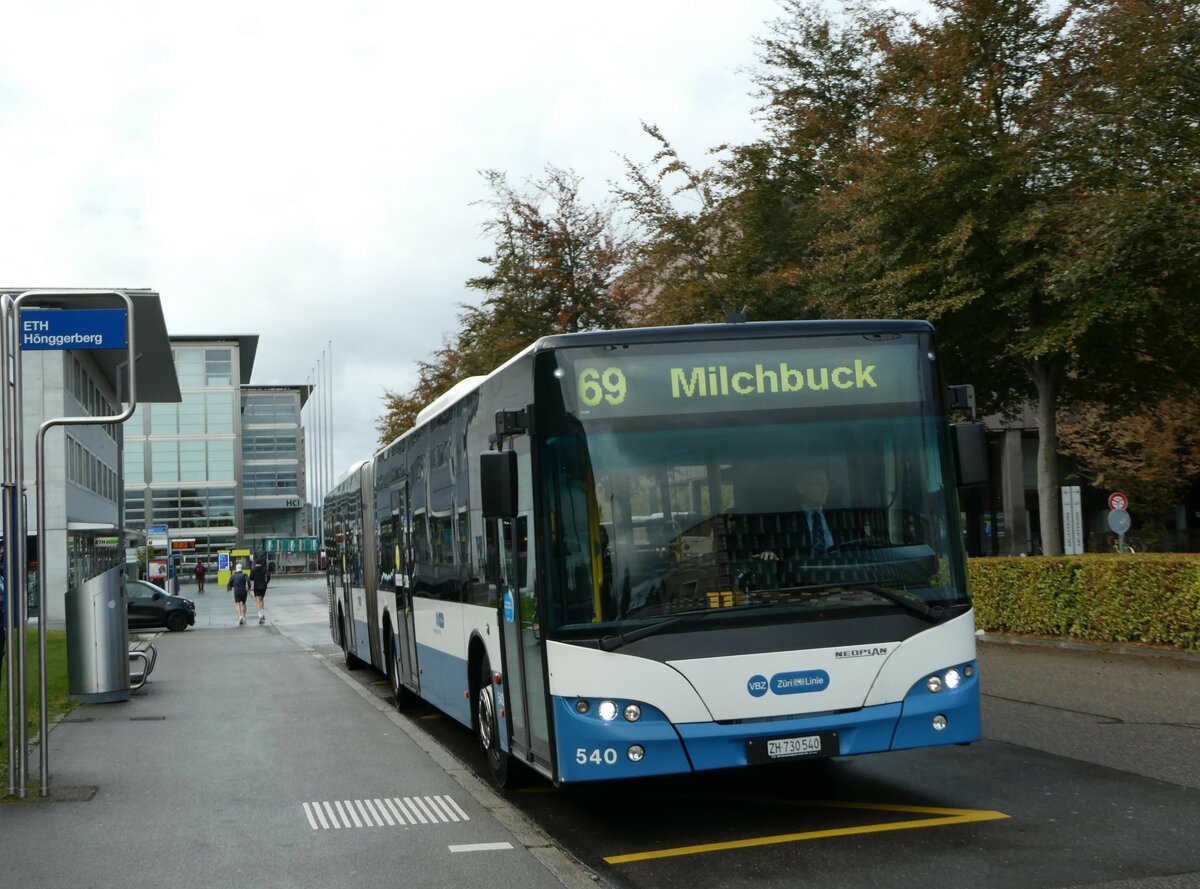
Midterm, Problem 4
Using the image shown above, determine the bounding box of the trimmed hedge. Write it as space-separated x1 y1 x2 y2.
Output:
969 554 1200 650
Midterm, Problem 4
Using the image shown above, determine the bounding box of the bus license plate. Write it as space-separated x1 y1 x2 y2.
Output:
770 735 821 757
747 732 838 764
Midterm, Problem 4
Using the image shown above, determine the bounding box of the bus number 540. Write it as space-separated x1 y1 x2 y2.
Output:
577 747 618 765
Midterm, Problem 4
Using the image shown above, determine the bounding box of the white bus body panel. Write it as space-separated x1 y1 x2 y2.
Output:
862 609 976 705
546 609 976 723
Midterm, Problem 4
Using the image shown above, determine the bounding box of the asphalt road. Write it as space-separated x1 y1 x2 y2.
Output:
292 574 1200 889
10 575 1195 889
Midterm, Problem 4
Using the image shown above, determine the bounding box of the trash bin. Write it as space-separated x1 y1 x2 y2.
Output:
65 565 130 703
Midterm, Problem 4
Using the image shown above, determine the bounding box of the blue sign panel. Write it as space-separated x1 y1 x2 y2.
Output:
19 308 128 351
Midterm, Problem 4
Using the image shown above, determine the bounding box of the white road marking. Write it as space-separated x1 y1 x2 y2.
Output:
448 842 513 853
306 795 473 830
412 795 439 823
441 795 469 822
393 797 417 825
354 799 375 826
382 797 404 824
302 802 320 830
372 798 396 826
431 795 460 822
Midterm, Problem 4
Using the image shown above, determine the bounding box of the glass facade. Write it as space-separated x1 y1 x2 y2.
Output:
124 341 243 559
241 388 306 549
122 341 307 562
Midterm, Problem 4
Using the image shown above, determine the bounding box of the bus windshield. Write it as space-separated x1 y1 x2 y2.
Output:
535 336 970 637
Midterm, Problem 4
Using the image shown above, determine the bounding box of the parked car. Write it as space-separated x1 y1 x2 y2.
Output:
126 579 196 632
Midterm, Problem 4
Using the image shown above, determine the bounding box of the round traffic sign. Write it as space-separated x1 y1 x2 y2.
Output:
1107 508 1131 534
1108 492 1128 511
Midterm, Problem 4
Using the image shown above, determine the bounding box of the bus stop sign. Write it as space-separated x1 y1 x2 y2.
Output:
1107 508 1131 534
19 308 128 350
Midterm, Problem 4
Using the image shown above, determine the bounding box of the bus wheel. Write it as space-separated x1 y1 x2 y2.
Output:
477 658 517 787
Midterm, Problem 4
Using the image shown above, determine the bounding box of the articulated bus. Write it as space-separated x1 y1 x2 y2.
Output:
325 320 988 785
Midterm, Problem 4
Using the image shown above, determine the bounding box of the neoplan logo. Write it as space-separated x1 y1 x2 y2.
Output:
834 646 891 659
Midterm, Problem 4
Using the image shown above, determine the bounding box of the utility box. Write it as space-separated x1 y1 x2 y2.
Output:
65 565 130 703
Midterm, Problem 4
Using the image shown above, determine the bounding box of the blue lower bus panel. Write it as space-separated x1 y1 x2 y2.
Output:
553 662 980 781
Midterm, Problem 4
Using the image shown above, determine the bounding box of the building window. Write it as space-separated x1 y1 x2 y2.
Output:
244 468 298 496
179 440 207 481
179 392 206 433
206 349 232 386
208 439 235 479
174 349 204 387
206 391 234 433
150 487 236 529
242 429 298 459
242 393 298 425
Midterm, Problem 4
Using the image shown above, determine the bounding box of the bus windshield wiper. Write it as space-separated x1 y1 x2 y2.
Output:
813 581 949 623
598 617 682 651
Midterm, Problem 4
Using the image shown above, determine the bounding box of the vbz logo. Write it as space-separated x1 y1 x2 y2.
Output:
747 674 769 697
435 612 445 630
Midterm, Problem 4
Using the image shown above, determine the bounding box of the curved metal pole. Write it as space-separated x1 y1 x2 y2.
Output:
14 289 138 797
1 293 24 797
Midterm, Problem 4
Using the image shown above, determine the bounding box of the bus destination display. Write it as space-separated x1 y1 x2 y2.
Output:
563 342 920 419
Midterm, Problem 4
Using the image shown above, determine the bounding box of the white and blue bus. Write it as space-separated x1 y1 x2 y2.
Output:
325 320 987 785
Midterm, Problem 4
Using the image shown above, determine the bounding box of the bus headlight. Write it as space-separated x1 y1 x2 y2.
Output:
932 714 948 731
628 745 645 762
598 700 619 721
574 700 590 715
926 675 943 693
623 704 642 723
944 668 962 689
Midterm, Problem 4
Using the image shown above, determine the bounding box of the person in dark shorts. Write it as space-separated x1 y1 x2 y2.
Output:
195 560 206 593
228 563 249 625
250 558 271 625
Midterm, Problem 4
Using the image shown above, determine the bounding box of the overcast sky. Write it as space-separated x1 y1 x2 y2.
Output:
2 0 807 494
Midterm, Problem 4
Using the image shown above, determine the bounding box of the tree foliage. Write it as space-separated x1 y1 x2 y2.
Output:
728 0 1200 553
1059 399 1200 544
376 166 630 446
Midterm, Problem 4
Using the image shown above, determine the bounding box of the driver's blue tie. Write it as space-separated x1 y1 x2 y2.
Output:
812 511 830 554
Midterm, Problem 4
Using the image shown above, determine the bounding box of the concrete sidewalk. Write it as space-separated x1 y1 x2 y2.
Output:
0 583 593 889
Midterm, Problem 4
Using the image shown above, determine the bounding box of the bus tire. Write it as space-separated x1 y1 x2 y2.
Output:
476 657 519 788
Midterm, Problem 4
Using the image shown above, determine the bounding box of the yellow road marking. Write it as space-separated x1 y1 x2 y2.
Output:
604 801 1009 864
419 713 442 720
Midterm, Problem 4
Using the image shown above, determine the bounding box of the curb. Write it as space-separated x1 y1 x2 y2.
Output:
976 632 1200 664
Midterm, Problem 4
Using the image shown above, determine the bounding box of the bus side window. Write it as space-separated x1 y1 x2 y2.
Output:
484 521 501 586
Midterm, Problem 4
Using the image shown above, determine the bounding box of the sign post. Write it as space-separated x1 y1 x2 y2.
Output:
1061 485 1083 555
3 290 138 799
1107 507 1132 553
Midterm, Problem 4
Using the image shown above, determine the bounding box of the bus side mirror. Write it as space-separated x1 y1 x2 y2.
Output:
952 422 988 488
481 451 518 519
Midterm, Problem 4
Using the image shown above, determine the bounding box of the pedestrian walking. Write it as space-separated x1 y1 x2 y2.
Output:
227 563 249 625
195 560 206 593
250 558 271 624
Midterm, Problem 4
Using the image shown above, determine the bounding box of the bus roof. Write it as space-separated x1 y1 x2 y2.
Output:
530 319 934 352
381 319 935 456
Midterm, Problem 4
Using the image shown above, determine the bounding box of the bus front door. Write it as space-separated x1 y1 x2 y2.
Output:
395 505 420 694
499 514 553 776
